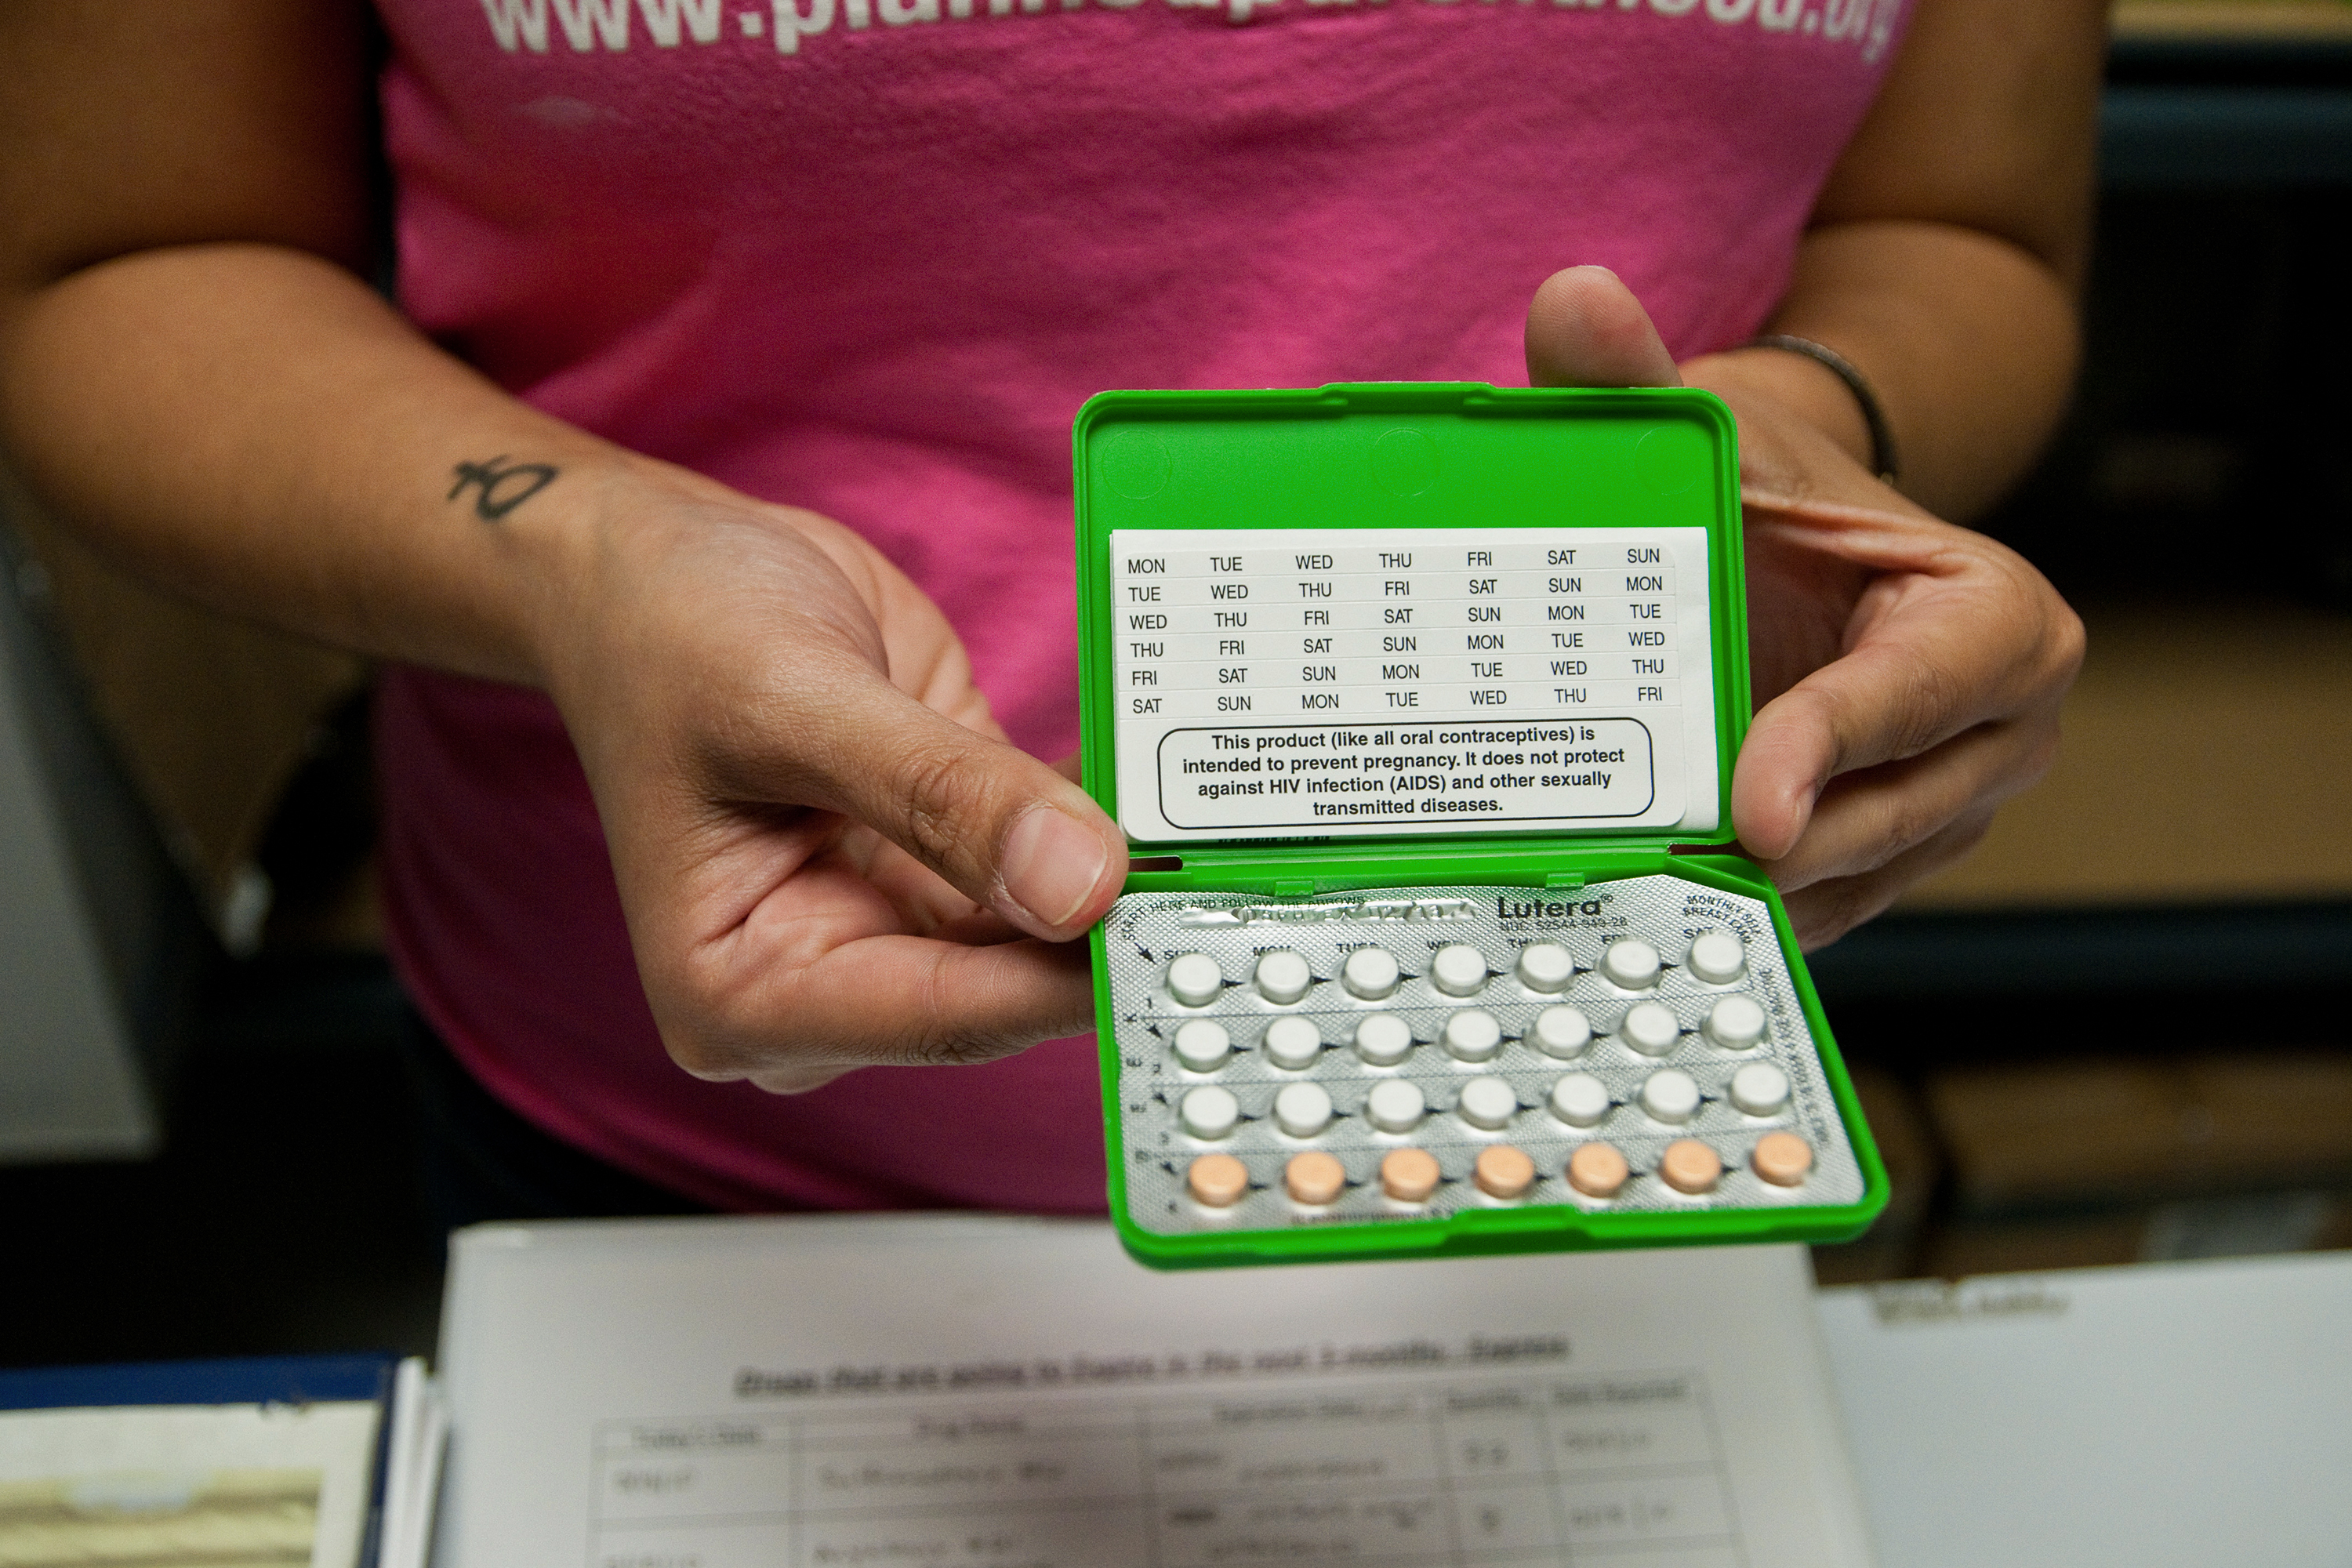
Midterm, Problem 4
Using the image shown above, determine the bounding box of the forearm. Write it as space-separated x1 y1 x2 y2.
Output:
1683 219 2080 524
0 242 654 685
1 234 1126 1065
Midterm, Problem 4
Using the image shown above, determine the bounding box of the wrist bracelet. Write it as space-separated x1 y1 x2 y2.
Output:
1746 333 1900 487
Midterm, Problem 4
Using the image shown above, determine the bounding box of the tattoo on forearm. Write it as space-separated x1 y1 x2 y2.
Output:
448 456 558 521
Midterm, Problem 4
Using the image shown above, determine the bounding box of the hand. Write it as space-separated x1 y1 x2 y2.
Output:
1526 267 2084 948
530 462 1127 1092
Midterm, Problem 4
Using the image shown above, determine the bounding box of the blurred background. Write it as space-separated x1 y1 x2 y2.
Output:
2 0 2348 1368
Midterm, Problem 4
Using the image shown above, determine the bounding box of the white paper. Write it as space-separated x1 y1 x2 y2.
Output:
381 1356 448 1568
1817 1253 2352 1568
434 1216 1868 1568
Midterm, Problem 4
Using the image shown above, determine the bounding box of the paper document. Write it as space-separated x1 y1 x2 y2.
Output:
381 1356 449 1568
434 1216 1869 1568
1817 1253 2352 1568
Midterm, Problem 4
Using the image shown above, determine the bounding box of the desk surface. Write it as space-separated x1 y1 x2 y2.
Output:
1817 1251 2352 1568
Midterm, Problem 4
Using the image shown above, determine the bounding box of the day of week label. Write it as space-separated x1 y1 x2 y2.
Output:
1109 528 1719 842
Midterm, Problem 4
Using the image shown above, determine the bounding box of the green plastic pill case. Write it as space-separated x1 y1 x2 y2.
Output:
1075 383 1888 1269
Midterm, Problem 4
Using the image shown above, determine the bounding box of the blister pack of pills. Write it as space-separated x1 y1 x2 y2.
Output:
1102 877 1867 1241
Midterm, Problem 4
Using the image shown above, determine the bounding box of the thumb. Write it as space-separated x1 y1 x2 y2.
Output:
801 666 1127 942
1525 266 1683 390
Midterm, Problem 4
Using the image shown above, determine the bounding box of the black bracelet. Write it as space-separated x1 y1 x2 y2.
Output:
1746 333 1900 487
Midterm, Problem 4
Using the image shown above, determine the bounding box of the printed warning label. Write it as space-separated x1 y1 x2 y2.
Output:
1157 720 1656 830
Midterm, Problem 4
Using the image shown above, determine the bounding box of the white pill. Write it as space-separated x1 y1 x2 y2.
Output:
1531 1004 1594 1059
1442 1009 1504 1062
1515 942 1576 993
1621 1001 1682 1056
1262 1015 1323 1070
1457 1076 1519 1131
1686 929 1747 985
1430 943 1490 996
1341 947 1402 1000
1599 938 1662 990
1180 1085 1240 1140
1171 1020 1231 1072
1704 995 1767 1050
1273 1081 1335 1138
1354 1013 1415 1066
1167 953 1225 1008
1640 1069 1702 1124
1254 949 1313 1004
1549 1072 1611 1127
1363 1078 1427 1134
1729 1062 1792 1116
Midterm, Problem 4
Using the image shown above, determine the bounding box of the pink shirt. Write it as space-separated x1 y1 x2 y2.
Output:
373 0 1908 1210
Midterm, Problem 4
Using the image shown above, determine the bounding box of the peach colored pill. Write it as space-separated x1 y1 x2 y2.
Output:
1660 1139 1723 1195
1188 1153 1250 1208
1473 1144 1537 1200
1381 1148 1443 1203
1286 1151 1348 1205
1752 1131 1814 1187
1567 1142 1630 1199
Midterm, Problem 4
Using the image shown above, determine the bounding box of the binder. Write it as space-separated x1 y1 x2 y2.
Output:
0 1351 445 1568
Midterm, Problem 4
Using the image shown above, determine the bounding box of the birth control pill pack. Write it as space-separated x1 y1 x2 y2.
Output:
1074 383 1887 1268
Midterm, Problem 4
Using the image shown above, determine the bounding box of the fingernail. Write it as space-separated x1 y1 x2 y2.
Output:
1000 808 1109 934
